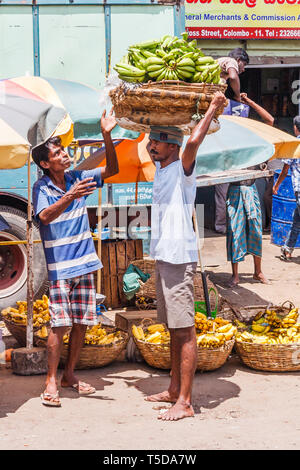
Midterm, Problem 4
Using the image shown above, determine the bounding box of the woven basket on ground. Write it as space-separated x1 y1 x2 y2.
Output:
133 318 234 371
109 80 227 129
235 302 300 372
1 308 47 347
132 258 218 310
34 326 129 370
235 341 300 372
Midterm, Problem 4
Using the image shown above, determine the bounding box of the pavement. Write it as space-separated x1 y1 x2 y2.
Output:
0 231 300 451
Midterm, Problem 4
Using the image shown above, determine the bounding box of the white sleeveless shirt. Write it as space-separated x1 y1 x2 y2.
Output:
150 160 198 264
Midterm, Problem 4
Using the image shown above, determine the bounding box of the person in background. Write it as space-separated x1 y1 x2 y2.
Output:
263 158 284 233
32 110 118 407
217 48 249 102
226 94 274 287
214 90 274 236
273 116 300 261
214 183 229 234
214 51 250 234
145 92 227 421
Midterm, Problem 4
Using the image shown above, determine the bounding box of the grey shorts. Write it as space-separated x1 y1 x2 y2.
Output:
155 260 197 329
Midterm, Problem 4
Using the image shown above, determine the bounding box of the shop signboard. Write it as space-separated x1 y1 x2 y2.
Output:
185 0 300 40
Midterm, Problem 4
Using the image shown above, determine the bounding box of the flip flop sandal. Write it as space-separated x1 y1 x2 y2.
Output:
280 249 292 262
70 382 96 396
40 391 61 407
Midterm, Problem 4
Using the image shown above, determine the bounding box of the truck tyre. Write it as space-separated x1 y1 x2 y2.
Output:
0 206 48 310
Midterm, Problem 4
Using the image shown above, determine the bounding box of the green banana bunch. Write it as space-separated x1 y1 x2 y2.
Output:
114 32 221 84
113 63 146 83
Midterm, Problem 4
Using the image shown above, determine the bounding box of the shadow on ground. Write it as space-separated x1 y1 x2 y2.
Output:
0 366 114 419
207 269 273 308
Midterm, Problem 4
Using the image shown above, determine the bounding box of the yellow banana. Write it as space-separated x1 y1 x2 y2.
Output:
217 324 232 333
147 324 165 334
146 332 162 343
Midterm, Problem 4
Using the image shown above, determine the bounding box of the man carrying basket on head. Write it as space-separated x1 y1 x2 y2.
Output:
145 91 227 421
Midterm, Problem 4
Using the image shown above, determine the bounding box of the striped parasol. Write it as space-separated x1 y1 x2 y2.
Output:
192 115 300 176
0 76 139 169
0 79 67 169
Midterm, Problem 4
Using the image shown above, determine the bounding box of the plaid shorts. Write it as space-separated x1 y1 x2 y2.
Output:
48 273 98 328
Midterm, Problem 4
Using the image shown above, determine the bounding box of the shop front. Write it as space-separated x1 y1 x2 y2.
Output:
186 0 300 132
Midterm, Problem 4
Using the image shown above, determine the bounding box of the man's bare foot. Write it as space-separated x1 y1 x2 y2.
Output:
45 377 58 396
144 390 178 403
61 374 95 395
157 402 195 421
253 273 271 285
228 276 239 288
61 372 78 388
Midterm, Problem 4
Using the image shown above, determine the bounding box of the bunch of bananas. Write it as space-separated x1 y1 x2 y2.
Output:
195 312 232 332
62 324 123 346
196 323 237 348
114 32 221 84
36 325 49 338
132 317 236 348
197 332 226 348
236 307 300 345
132 323 170 344
195 313 236 348
2 295 50 327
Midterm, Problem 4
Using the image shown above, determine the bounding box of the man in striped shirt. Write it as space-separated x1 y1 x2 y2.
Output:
32 110 118 407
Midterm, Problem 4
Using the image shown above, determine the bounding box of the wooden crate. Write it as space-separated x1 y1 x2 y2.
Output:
101 239 143 308
115 309 157 335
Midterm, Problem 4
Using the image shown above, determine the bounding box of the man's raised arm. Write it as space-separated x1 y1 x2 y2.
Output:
182 92 227 176
76 109 119 179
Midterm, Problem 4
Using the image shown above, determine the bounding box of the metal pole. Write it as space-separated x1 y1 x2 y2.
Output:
97 188 102 294
26 154 34 349
192 208 211 318
32 3 40 77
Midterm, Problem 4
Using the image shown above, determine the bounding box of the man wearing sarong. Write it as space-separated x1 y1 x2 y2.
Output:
226 94 274 287
145 91 227 421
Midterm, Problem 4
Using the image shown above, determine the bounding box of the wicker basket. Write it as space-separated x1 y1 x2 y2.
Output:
133 318 234 371
235 341 300 372
132 258 218 309
34 326 129 370
115 116 220 136
235 302 300 372
1 308 47 347
110 80 227 131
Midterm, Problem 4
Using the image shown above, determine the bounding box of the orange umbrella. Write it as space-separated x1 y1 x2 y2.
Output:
92 133 155 184
77 133 155 293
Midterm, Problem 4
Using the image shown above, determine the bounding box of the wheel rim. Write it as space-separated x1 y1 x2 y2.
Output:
0 232 27 298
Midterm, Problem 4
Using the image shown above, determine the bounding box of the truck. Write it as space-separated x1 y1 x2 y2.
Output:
0 0 185 308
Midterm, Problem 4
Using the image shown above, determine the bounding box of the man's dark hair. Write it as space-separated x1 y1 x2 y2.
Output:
293 116 300 133
31 136 62 175
228 48 249 64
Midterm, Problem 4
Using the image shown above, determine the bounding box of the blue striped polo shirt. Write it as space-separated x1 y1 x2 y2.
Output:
33 168 103 281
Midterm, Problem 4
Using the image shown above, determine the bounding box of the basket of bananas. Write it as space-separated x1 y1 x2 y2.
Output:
110 33 227 134
1 295 50 347
132 316 236 371
34 323 129 370
235 303 300 371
